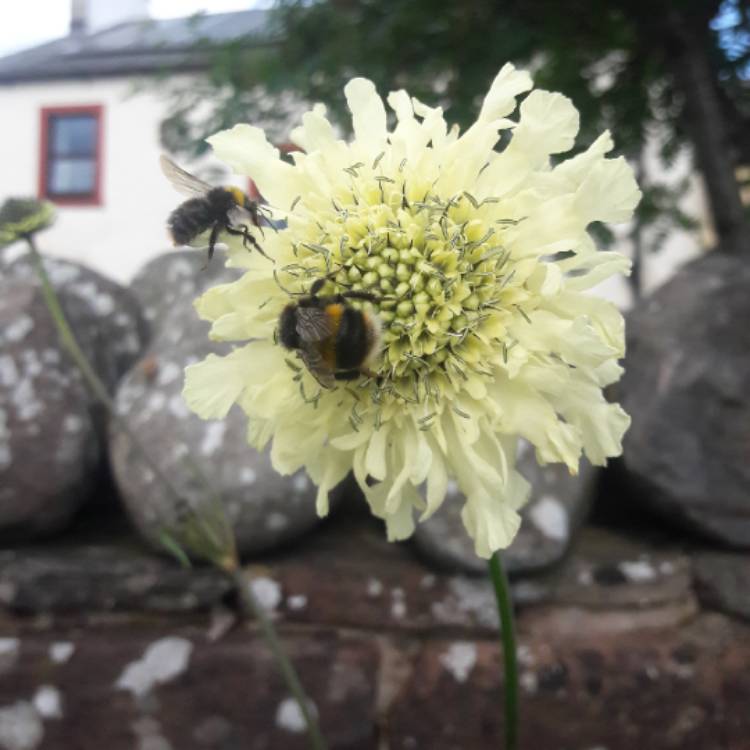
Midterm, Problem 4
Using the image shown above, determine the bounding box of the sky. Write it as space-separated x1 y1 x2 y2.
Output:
0 0 272 57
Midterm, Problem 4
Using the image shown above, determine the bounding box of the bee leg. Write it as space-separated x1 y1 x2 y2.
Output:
205 223 222 268
225 223 272 261
309 276 329 296
250 207 267 238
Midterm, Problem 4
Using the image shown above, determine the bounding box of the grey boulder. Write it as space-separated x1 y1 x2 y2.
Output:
129 250 225 330
620 253 750 546
0 256 148 540
0 280 99 539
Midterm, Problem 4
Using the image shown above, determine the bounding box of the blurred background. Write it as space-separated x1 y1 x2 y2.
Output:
0 1 749 749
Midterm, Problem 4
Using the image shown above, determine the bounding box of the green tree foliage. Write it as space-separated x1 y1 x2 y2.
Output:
160 0 750 277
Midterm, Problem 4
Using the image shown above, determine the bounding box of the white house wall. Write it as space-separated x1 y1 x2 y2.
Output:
0 74 246 283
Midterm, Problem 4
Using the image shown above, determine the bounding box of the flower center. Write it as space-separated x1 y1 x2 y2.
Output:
279 164 527 405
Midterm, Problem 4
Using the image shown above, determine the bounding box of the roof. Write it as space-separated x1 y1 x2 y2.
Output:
0 10 272 83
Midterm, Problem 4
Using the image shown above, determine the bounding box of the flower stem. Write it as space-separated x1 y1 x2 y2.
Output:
489 552 519 750
228 565 328 750
25 235 184 504
26 237 328 750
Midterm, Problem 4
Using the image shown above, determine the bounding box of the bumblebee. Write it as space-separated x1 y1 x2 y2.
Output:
278 278 382 389
159 155 270 264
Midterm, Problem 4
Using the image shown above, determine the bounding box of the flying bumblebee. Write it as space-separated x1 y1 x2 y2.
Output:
159 155 270 264
278 278 382 389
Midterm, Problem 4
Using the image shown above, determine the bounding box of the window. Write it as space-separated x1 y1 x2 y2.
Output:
39 105 103 205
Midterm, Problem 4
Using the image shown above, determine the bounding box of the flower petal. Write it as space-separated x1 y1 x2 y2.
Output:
344 77 387 152
478 63 533 122
509 90 580 167
207 124 299 210
183 346 256 419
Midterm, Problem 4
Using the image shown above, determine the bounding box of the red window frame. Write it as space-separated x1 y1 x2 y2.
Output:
38 104 104 206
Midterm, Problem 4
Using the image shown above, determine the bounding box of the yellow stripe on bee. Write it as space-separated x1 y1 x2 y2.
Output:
319 303 344 368
226 186 246 205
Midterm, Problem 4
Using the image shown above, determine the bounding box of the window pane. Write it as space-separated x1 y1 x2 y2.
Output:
48 158 95 195
50 115 96 157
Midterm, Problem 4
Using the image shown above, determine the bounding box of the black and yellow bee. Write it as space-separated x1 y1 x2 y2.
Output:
159 155 270 264
278 277 382 389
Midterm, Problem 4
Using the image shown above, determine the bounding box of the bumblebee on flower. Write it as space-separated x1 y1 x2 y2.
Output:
182 63 640 559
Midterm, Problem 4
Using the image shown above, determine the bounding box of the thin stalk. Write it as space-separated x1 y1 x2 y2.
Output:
25 234 184 505
26 236 327 750
228 564 328 750
489 553 519 750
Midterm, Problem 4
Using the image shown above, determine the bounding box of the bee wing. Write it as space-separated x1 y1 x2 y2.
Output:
159 155 213 197
298 346 336 389
294 306 333 342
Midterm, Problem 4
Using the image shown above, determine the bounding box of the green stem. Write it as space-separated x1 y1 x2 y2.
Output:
231 568 328 750
25 235 184 505
489 552 519 750
26 237 327 750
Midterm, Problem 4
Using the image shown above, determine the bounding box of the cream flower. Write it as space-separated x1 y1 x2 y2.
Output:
183 64 640 558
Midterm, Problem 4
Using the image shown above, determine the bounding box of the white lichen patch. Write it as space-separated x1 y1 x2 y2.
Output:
529 496 569 542
157 362 182 385
31 686 62 720
275 698 317 734
168 394 190 419
147 392 167 413
619 560 656 582
292 473 310 493
266 512 289 532
62 415 84 434
0 356 20 388
432 578 499 629
287 594 307 611
440 642 477 683
200 422 226 455
366 578 383 597
249 577 282 612
46 263 80 285
520 671 539 694
0 411 11 471
577 567 594 586
391 588 407 620
41 349 60 365
48 642 75 665
0 638 20 672
659 561 676 576
75 282 115 316
115 637 194 698
4 316 33 343
239 467 257 484
0 702 44 750
516 644 536 667
19 351 42 378
132 716 174 750
12 379 43 422
0 639 19 655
